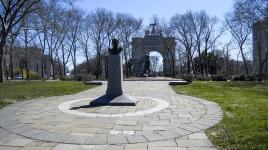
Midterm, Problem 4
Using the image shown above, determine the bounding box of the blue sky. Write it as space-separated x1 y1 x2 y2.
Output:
75 0 234 24
72 0 236 68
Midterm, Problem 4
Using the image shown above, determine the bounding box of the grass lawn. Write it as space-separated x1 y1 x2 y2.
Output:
0 81 96 108
172 81 268 150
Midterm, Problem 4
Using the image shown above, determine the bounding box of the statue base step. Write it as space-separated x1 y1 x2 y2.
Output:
90 94 138 106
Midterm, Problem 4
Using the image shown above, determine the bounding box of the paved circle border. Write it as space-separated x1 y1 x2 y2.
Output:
0 94 223 145
58 97 170 117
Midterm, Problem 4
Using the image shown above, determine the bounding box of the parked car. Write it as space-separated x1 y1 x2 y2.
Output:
15 75 22 79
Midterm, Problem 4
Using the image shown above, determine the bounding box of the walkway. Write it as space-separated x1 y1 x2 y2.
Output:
0 81 223 150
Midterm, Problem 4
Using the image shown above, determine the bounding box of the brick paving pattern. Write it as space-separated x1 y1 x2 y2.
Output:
0 81 223 150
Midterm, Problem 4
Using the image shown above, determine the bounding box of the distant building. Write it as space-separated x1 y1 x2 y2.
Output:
253 17 268 74
3 46 52 78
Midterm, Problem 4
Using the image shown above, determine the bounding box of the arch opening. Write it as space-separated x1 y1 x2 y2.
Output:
149 51 163 76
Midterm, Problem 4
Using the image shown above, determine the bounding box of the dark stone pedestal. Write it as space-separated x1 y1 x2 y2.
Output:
90 54 137 106
90 94 137 106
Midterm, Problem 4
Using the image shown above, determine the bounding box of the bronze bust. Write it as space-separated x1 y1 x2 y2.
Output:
108 39 123 55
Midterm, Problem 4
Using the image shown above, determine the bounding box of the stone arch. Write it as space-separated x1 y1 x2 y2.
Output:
131 27 176 76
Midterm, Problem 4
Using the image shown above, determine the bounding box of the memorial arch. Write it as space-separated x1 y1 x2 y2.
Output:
131 24 176 76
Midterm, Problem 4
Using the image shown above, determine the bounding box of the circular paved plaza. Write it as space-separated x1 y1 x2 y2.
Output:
0 81 223 150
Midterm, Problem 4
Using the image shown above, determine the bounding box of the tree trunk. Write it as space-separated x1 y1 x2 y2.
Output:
63 63 66 77
187 55 191 74
52 63 55 79
168 51 176 77
9 45 14 79
0 37 7 83
48 53 55 79
197 42 202 75
236 53 239 74
265 51 268 72
240 46 249 75
226 48 229 75
25 46 30 80
0 54 4 83
96 50 100 79
3 57 8 80
171 52 175 77
58 61 62 78
73 66 76 79
85 52 90 74
19 59 24 79
41 49 44 79
62 45 66 77
49 58 55 79
259 61 264 75
24 31 30 80
52 64 56 80
26 59 30 80
41 34 46 79
73 49 77 78
257 37 263 75
214 53 217 74
36 60 39 77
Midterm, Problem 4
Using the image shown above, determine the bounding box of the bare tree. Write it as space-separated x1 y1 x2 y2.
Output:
60 38 71 77
79 15 92 75
115 13 142 77
59 24 71 77
6 22 22 79
221 40 233 75
171 12 195 74
66 8 83 78
0 0 41 82
202 17 222 76
32 0 74 79
233 0 266 24
18 16 38 80
191 11 207 75
33 4 48 78
49 8 74 78
171 11 223 76
226 13 251 75
233 0 268 75
87 8 115 79
177 44 189 74
160 31 176 77
42 1 69 79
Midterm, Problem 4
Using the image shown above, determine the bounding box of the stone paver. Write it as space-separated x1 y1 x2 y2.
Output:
0 81 223 149
176 139 215 148
188 132 208 140
4 138 33 147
